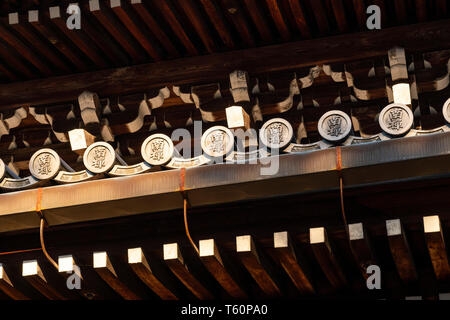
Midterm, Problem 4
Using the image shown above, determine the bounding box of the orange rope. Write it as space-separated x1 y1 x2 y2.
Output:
179 167 199 255
35 187 59 270
0 248 41 256
35 188 43 214
339 177 348 229
183 198 199 255
336 147 349 236
40 218 59 271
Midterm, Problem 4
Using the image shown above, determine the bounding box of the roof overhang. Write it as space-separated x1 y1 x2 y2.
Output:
1 131 450 233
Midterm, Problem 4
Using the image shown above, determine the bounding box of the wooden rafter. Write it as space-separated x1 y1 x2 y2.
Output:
0 20 448 110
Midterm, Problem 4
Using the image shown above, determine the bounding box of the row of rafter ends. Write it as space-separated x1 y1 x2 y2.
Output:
7 1 145 24
0 215 448 300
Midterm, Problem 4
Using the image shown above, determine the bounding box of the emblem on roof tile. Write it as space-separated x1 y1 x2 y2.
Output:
379 103 413 137
201 126 234 158
318 110 352 142
259 118 293 150
141 134 174 166
29 148 61 180
83 142 116 174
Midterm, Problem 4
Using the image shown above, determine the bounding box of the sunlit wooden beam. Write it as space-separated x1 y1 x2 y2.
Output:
128 247 178 300
423 216 450 281
22 260 67 300
310 227 347 289
273 231 315 294
163 243 213 300
386 219 418 283
0 263 29 300
236 235 282 297
93 251 141 300
348 223 378 280
199 239 247 299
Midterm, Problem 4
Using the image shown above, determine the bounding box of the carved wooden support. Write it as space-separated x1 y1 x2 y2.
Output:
0 108 27 141
104 95 151 135
192 82 232 122
78 91 102 132
386 219 418 283
310 227 347 290
229 70 250 103
253 71 299 116
423 215 450 281
272 231 315 294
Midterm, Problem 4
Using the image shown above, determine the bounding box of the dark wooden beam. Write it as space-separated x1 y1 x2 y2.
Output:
22 260 67 300
419 269 439 300
308 0 329 34
110 0 162 61
200 0 235 49
130 0 180 57
93 251 142 300
7 18 71 73
0 264 29 300
415 0 427 22
48 6 109 68
436 0 447 18
394 0 408 24
373 0 387 27
199 239 248 299
0 61 19 81
128 247 178 300
272 231 315 294
287 0 311 38
331 0 348 32
88 0 146 63
352 0 366 30
236 235 282 297
178 0 216 53
265 0 291 41
28 13 88 72
0 22 52 76
243 0 273 42
77 4 130 66
0 36 36 79
163 243 214 300
348 223 378 280
220 0 256 47
423 215 450 281
153 0 198 55
58 254 110 300
0 19 449 110
310 227 347 290
386 219 418 283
